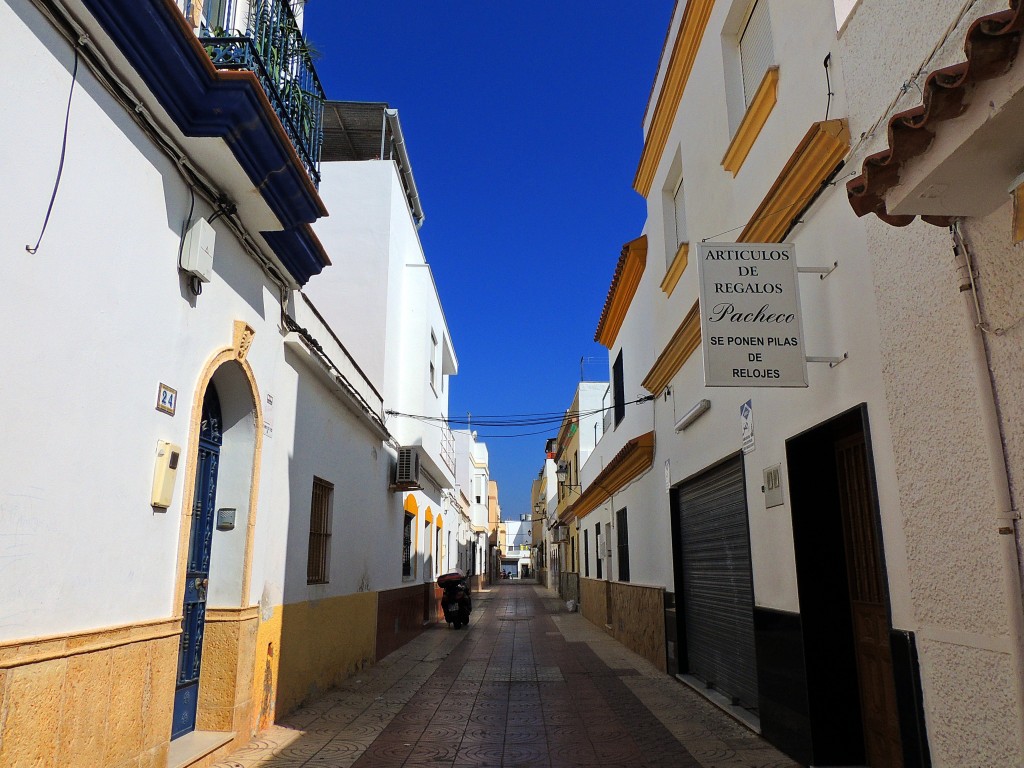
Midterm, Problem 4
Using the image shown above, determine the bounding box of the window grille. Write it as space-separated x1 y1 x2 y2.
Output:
617 508 630 582
402 513 414 578
739 0 774 106
612 351 625 426
307 477 333 584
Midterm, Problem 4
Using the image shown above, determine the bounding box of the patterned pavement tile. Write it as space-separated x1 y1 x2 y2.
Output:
211 583 799 768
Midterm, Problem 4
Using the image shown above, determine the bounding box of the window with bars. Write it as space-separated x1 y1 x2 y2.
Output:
307 477 333 584
595 523 603 579
612 351 625 427
402 513 414 578
617 508 630 583
739 0 774 107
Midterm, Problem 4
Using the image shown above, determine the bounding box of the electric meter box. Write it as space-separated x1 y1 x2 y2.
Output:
152 440 182 508
180 217 215 282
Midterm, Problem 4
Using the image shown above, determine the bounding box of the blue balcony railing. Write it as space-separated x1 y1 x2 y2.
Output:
184 0 325 186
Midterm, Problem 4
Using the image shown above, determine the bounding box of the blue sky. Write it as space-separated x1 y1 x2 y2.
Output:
305 2 675 518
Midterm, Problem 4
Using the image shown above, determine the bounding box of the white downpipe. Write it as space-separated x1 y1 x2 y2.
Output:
384 108 425 228
952 223 1024 762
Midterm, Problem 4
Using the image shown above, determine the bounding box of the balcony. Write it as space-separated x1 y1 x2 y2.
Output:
184 0 325 186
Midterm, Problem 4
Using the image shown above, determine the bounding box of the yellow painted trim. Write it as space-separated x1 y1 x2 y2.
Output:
642 300 701 394
740 119 851 243
634 0 716 197
660 242 689 296
424 507 434 524
436 514 443 528
721 67 779 177
1013 182 1024 244
568 432 655 518
0 617 181 669
404 494 419 515
596 236 648 348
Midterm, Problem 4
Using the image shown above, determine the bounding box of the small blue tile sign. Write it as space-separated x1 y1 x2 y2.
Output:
157 383 177 416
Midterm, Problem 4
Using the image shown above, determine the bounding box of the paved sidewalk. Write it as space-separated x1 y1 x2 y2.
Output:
212 582 799 768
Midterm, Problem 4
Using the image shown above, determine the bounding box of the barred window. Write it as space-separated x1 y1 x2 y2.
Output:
402 513 414 578
307 477 333 584
617 508 630 583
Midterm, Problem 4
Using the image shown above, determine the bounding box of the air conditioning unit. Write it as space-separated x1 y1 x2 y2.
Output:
395 447 421 487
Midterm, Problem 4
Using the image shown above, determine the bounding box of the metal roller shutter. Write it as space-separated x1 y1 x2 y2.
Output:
677 455 759 710
739 0 774 106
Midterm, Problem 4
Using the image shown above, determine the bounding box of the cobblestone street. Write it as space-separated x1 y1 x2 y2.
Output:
213 582 799 768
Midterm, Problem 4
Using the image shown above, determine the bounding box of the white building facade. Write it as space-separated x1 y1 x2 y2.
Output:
0 3 468 766
565 0 1011 765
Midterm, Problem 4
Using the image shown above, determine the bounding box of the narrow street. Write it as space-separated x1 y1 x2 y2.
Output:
213 582 797 768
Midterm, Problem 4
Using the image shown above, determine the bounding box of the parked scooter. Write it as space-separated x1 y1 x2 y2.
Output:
437 570 472 629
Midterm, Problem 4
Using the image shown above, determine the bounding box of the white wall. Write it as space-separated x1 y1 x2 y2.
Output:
307 161 396 390
0 1 298 637
585 0 906 616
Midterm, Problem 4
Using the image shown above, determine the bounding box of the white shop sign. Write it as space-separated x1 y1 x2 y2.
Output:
697 242 808 387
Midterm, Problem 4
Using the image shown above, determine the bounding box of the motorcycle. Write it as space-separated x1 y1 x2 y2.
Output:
437 570 472 629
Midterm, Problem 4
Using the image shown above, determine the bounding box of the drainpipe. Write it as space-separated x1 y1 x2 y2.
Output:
951 222 1024 761
384 108 425 228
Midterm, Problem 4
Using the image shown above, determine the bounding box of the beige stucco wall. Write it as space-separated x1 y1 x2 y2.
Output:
843 2 1024 761
0 630 178 768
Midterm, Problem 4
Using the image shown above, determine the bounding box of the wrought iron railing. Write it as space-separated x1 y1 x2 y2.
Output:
183 0 325 186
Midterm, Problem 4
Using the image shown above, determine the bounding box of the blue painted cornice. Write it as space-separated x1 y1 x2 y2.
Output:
80 0 329 284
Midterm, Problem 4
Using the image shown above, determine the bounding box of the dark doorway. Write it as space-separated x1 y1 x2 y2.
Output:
787 405 906 766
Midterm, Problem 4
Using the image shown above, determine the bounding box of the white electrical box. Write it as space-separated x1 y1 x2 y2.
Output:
152 440 182 508
180 217 215 282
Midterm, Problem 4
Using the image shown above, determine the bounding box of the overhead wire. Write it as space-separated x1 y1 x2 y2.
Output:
386 395 656 435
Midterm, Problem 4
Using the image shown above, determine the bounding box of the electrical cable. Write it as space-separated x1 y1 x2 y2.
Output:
31 0 294 297
26 45 79 254
177 186 199 295
823 53 833 121
386 395 656 433
699 169 856 243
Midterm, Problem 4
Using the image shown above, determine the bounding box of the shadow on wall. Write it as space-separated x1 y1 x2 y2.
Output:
252 353 382 728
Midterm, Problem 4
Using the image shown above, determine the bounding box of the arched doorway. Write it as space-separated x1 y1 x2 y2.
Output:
169 340 263 744
172 382 223 739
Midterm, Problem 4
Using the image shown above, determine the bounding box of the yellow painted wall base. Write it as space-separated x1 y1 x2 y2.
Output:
252 591 378 729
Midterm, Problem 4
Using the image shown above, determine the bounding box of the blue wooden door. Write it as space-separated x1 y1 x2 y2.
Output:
172 385 222 740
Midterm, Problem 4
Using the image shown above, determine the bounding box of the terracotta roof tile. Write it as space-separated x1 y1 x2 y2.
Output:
847 1 1024 227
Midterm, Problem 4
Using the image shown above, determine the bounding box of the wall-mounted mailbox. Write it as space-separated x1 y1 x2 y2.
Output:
151 440 181 509
217 507 236 531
